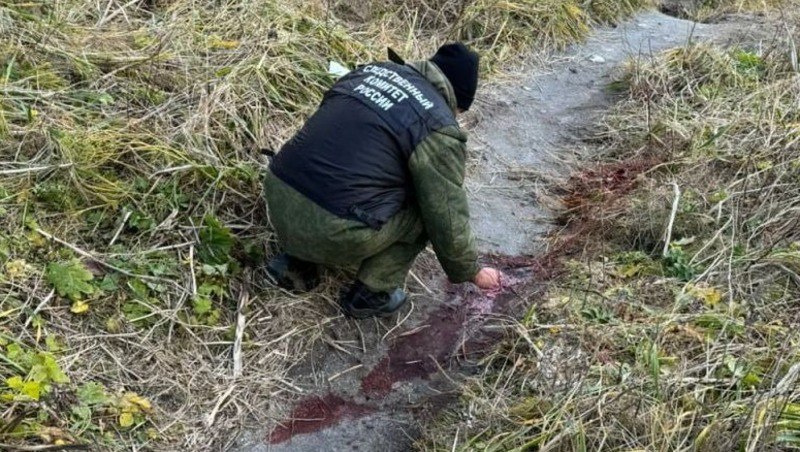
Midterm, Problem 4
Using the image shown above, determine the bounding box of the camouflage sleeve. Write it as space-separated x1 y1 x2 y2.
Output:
408 127 480 283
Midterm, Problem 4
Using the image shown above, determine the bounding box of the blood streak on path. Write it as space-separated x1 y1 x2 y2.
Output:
361 266 537 397
268 394 374 444
360 301 468 397
268 255 563 443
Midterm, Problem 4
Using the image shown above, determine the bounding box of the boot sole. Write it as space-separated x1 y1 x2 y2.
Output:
342 306 398 319
340 297 408 319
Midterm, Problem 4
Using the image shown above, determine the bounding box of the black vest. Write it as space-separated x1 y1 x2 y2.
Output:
270 62 457 229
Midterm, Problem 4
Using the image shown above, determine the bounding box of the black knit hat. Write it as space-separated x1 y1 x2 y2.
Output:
430 43 479 111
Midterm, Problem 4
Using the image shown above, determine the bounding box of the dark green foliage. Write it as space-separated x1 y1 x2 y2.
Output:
46 260 95 301
663 246 696 281
197 215 235 265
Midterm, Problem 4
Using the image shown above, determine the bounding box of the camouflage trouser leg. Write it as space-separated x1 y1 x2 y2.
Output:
356 218 428 292
263 170 428 292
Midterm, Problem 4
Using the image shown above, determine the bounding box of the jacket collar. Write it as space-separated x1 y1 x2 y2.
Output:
407 60 458 113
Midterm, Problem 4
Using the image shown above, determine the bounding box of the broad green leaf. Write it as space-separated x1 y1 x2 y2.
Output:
30 353 70 384
128 279 149 298
200 263 228 276
193 296 213 316
123 301 151 322
6 375 23 389
742 371 762 388
77 382 109 406
45 335 62 352
6 376 41 400
6 343 23 360
197 215 234 265
20 381 42 400
197 282 224 297
71 404 92 421
98 274 119 292
46 260 94 301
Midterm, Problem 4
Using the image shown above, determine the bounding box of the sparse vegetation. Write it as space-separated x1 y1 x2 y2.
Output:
418 13 800 452
660 0 787 21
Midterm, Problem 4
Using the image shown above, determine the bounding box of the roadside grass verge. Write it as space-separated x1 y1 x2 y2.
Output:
660 0 788 22
0 0 658 449
418 23 800 452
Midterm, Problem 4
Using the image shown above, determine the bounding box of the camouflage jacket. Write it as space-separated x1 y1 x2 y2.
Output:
404 60 479 283
266 60 479 283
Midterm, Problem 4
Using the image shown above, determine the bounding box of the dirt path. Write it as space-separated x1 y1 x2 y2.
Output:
232 10 750 452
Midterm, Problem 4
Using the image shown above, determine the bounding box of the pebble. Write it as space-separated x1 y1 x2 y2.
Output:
588 55 606 63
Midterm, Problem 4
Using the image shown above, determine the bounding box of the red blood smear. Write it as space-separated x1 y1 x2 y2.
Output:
361 300 465 397
361 257 561 398
361 301 466 397
268 394 374 444
361 288 521 397
360 284 516 397
268 256 563 443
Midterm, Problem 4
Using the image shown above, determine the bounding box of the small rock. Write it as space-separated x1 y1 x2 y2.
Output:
522 86 532 91
569 67 578 74
588 55 606 63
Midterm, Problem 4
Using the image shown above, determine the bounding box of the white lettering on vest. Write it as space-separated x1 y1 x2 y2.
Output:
359 65 435 110
353 84 395 111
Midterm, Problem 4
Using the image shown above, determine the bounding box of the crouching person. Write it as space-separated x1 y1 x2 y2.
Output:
263 43 502 319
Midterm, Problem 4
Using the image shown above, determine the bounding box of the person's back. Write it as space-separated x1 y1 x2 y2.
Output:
263 43 502 318
270 61 456 229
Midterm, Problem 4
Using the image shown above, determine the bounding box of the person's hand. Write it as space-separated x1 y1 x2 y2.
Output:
474 267 502 290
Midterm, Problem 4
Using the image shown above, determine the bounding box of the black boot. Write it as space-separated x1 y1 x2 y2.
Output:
265 253 320 292
339 282 408 319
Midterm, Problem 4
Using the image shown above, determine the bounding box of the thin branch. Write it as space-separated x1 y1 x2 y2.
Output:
663 182 682 257
0 163 73 175
232 275 250 379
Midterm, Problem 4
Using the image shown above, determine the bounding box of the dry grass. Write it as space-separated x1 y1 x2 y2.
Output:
661 0 788 22
0 0 659 449
418 8 800 451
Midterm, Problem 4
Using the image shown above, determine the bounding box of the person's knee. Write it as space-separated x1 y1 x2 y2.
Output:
385 207 426 245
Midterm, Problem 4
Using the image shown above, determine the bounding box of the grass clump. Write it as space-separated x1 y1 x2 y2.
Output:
369 0 652 72
0 0 374 449
660 0 787 21
458 0 593 68
418 37 800 452
590 0 653 23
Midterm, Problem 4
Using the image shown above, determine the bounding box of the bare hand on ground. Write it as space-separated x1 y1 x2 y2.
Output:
474 267 502 290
